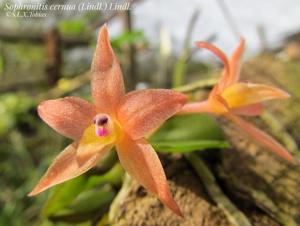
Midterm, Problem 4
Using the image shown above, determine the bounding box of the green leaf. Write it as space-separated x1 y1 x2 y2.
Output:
58 20 85 36
151 114 224 141
48 186 115 223
111 30 145 48
85 163 124 189
0 93 33 134
153 140 229 153
150 114 227 153
65 186 115 214
43 164 123 221
43 175 87 217
0 53 4 75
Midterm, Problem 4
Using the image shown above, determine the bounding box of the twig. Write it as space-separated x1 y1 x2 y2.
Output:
175 77 218 93
44 28 62 86
34 72 216 104
257 24 268 52
122 10 137 90
185 152 253 226
215 0 240 39
0 28 89 49
172 9 200 88
36 71 90 102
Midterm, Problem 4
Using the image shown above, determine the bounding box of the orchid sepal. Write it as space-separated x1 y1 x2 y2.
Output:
29 25 186 216
179 38 294 163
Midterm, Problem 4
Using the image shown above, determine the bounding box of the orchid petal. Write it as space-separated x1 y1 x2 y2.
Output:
195 41 230 92
38 97 96 140
231 103 263 116
195 42 230 76
28 142 112 196
91 25 125 115
226 114 295 163
222 82 290 108
178 101 212 114
116 135 182 216
117 89 187 139
227 38 245 86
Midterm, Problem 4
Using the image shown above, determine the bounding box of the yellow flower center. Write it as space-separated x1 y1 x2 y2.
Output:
77 114 123 157
208 93 229 115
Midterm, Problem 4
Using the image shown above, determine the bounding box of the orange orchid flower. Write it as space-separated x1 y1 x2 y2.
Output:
28 25 186 216
180 38 294 163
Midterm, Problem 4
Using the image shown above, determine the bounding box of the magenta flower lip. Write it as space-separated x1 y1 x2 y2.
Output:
95 127 108 137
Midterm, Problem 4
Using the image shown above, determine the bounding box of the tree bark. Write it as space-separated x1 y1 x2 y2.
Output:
112 54 300 226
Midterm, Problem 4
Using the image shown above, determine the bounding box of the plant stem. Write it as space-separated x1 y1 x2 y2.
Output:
108 173 132 225
185 152 253 226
